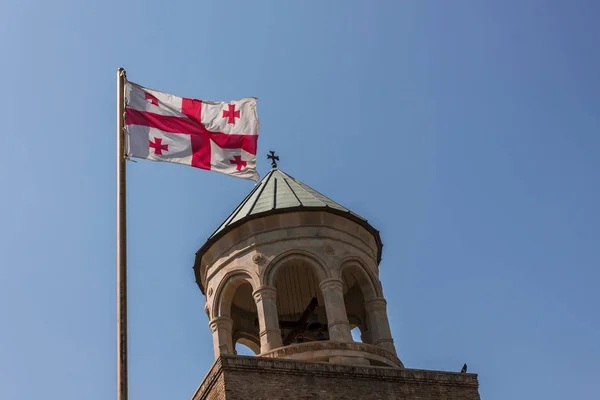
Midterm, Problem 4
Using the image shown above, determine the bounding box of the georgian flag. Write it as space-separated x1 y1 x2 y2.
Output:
124 80 259 181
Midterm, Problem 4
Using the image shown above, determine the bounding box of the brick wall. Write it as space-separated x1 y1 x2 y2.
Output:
192 361 226 400
191 356 481 400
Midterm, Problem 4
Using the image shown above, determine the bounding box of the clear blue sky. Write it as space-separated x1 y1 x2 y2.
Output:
1 1 598 399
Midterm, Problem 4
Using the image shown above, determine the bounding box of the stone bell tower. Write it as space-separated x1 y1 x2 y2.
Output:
190 159 481 399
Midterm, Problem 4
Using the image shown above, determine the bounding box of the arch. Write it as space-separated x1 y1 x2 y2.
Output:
212 270 259 318
337 257 382 300
263 250 331 346
234 333 261 355
262 250 330 287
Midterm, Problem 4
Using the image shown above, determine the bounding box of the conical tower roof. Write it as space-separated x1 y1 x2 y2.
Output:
211 168 369 238
194 168 383 291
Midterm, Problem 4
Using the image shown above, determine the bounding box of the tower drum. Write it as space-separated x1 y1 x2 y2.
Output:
194 168 401 368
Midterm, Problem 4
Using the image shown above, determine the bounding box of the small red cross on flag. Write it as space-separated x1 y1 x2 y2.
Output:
229 155 247 171
222 104 240 124
124 80 259 181
145 92 159 106
149 137 168 155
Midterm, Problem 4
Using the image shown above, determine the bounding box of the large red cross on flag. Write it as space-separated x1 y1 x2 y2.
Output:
124 80 259 181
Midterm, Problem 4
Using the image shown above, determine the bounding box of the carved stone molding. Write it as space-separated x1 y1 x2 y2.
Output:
365 297 387 312
252 286 277 302
252 253 263 264
319 278 344 293
209 316 233 333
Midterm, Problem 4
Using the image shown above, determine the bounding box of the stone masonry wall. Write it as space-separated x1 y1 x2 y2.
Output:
191 356 481 400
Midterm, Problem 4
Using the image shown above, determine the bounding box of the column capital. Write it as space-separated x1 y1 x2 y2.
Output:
319 278 344 292
209 316 233 332
365 297 387 312
253 285 277 302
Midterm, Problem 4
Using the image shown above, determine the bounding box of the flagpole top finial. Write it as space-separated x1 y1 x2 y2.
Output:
267 151 279 169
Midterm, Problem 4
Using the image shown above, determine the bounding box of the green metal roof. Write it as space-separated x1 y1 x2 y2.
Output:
210 168 367 238
194 168 382 293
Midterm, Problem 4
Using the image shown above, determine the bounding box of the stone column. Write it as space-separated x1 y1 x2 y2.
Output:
358 323 372 344
319 278 352 342
209 316 234 360
253 286 283 353
365 297 397 355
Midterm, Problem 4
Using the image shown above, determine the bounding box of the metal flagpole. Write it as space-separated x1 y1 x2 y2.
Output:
116 67 128 400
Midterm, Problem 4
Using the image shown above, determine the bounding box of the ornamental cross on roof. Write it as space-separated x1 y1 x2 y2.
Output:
267 151 279 168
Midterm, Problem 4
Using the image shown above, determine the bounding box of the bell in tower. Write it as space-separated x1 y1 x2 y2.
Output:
191 157 480 399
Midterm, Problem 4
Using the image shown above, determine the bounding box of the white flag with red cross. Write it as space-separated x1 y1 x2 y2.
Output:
124 80 259 181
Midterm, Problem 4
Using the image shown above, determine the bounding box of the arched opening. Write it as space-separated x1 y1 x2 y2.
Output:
341 264 373 344
273 260 329 345
350 326 363 343
235 338 260 356
229 282 260 356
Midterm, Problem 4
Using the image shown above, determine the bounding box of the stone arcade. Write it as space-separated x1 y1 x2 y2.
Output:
190 164 481 399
